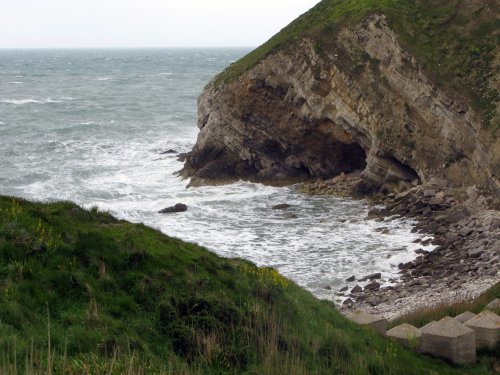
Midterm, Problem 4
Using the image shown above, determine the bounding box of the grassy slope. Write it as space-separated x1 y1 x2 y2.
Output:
214 0 499 129
0 195 494 374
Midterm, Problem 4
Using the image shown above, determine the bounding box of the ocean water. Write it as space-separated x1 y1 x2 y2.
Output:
0 49 431 302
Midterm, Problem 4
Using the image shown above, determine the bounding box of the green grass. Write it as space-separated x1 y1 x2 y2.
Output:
213 0 498 129
0 195 496 374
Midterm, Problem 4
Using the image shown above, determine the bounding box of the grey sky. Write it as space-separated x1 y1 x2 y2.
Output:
0 0 320 48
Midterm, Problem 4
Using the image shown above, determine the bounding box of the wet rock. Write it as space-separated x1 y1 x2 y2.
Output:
177 152 189 162
359 273 382 282
346 275 356 282
159 203 188 214
160 148 178 155
272 203 291 210
364 281 381 291
343 298 354 307
351 285 363 293
367 208 388 220
340 286 349 292
398 261 413 270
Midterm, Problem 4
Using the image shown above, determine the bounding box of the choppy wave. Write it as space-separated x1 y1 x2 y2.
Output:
0 49 429 304
1 97 74 105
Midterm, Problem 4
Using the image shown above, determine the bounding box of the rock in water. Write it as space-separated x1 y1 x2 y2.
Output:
159 203 188 214
272 203 291 210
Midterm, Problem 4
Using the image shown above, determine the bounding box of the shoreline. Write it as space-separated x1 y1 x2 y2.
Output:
301 174 500 320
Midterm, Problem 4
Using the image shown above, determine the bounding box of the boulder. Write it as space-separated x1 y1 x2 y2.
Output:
159 203 188 214
272 203 291 210
386 323 422 349
364 281 381 291
342 298 354 307
346 311 387 335
351 285 363 294
359 272 382 282
160 148 178 154
346 275 356 282
420 316 476 365
464 310 500 350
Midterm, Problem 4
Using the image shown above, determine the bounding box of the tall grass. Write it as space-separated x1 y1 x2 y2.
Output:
0 196 494 374
391 283 500 329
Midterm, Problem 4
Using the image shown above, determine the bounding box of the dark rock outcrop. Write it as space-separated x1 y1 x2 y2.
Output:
159 203 188 214
182 13 499 195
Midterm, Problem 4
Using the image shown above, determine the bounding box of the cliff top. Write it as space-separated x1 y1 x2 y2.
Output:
214 0 499 129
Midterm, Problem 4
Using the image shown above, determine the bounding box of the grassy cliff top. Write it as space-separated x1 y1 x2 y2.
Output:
0 195 495 373
214 0 499 128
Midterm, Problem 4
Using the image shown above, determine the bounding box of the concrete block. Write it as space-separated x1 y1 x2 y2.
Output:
486 298 500 312
347 310 387 335
420 316 476 365
465 310 500 350
386 323 421 349
454 311 476 324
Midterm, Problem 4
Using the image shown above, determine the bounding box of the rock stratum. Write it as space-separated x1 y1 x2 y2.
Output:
182 0 499 195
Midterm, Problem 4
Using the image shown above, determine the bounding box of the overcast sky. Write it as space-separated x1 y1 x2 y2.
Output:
0 0 320 48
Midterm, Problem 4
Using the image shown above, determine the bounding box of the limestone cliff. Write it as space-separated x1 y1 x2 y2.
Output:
183 1 499 195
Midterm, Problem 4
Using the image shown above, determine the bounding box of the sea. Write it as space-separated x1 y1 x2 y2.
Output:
0 49 432 303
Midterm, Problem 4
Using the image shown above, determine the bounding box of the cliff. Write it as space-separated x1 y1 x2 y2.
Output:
182 0 499 195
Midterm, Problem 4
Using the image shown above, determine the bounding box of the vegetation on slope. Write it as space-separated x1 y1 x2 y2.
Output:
214 0 499 129
0 195 494 374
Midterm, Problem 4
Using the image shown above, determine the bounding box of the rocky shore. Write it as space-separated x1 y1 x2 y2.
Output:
180 0 499 321
305 175 500 319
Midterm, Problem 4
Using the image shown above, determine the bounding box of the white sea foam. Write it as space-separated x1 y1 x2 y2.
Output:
1 99 41 105
0 48 430 305
1 97 73 105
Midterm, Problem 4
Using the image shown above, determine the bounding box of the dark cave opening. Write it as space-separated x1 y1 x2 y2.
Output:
335 142 367 174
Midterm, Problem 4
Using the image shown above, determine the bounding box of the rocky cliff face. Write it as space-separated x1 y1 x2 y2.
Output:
183 14 499 194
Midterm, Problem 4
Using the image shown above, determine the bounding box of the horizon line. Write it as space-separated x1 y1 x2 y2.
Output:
0 46 256 50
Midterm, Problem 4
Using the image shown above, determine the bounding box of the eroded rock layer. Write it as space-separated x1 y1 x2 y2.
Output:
183 15 499 194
